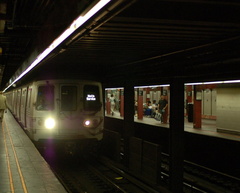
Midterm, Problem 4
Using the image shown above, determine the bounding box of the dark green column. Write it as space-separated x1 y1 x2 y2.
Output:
123 82 135 167
169 78 184 192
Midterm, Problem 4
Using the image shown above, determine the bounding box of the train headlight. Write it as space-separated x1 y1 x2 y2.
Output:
84 120 91 127
44 117 56 129
83 119 92 127
83 118 102 129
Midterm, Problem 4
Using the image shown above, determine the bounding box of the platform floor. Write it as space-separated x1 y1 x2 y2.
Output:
106 111 240 142
0 110 67 193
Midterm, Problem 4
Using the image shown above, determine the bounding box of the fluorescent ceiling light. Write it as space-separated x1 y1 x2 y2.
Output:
184 82 202 86
185 80 240 86
4 0 111 92
223 80 240 84
105 87 124 90
134 84 170 89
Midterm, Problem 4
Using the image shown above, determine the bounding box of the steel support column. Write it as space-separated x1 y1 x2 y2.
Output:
123 81 135 167
169 78 184 193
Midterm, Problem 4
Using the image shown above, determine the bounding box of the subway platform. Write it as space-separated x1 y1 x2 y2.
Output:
107 110 240 142
0 110 67 193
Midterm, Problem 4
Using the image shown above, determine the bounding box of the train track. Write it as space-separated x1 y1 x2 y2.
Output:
43 152 159 193
161 153 240 193
40 146 240 193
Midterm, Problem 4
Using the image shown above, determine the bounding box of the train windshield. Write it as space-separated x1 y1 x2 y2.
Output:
61 86 77 111
36 85 54 111
84 85 101 111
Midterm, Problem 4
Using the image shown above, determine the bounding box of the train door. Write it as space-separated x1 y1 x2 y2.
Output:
9 92 13 110
13 90 17 115
83 84 103 134
20 88 27 126
26 86 32 129
83 84 102 113
58 84 79 135
16 89 22 119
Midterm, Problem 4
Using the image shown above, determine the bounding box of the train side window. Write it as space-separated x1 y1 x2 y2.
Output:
36 85 54 111
83 85 101 111
61 86 77 111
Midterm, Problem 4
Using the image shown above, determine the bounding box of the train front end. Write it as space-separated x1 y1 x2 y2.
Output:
33 80 104 149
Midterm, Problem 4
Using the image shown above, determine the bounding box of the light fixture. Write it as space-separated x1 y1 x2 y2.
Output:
185 80 240 86
3 0 111 92
105 87 124 90
134 84 170 89
223 80 240 84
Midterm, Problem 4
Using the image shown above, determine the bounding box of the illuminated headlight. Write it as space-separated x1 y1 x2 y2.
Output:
84 120 91 126
44 118 56 129
83 119 92 127
83 119 99 128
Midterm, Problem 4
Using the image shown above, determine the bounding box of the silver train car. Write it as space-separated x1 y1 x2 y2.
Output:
5 79 104 149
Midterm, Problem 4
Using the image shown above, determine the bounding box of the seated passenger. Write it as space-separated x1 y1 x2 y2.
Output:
144 101 152 116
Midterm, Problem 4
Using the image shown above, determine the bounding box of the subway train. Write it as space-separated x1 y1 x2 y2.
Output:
5 79 104 151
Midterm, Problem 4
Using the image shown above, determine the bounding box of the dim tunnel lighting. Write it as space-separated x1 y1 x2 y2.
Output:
3 0 111 92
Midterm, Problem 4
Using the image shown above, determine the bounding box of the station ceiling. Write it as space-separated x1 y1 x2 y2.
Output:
1 0 240 90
